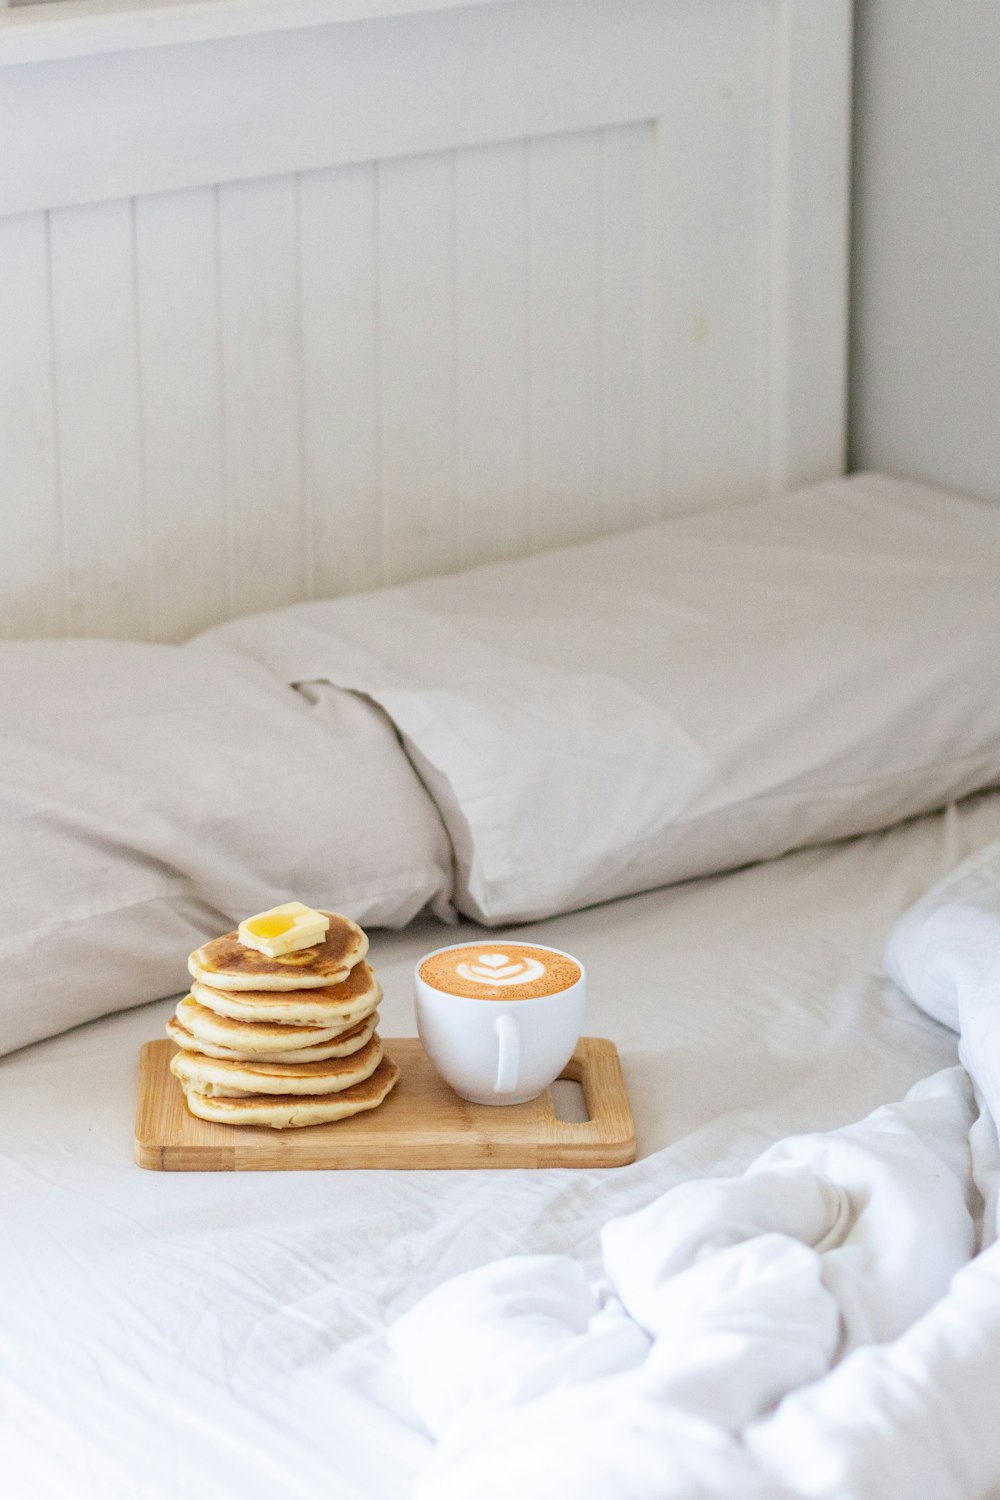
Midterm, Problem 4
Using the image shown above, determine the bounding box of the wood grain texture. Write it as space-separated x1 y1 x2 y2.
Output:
135 1037 636 1171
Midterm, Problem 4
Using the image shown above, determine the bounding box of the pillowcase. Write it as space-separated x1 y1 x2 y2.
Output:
0 641 452 1056
193 472 1000 925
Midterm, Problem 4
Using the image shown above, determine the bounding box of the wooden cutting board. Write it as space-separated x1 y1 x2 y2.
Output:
135 1036 636 1171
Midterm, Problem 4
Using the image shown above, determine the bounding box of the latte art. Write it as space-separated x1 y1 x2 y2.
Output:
419 943 582 1001
455 953 546 987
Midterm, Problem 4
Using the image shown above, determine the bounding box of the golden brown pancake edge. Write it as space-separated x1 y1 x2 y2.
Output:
179 1056 400 1128
166 1012 378 1063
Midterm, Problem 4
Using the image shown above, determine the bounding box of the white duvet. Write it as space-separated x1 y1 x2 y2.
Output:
3 791 1000 1500
390 843 1000 1500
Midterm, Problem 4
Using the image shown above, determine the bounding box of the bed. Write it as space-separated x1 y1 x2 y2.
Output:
3 466 1000 1497
5 2 1000 1495
5 786 999 1500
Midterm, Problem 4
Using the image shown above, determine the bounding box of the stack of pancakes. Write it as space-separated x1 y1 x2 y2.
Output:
167 911 399 1128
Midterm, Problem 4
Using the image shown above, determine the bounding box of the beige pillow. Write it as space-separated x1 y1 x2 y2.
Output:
194 473 1000 924
0 641 452 1056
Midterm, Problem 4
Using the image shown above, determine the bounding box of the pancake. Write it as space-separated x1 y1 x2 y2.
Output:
189 960 381 1026
175 992 375 1051
166 1011 378 1064
189 911 368 991
179 1056 400 1128
170 1033 383 1097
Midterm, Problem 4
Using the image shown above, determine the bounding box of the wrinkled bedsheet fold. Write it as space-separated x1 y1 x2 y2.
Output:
391 844 1000 1499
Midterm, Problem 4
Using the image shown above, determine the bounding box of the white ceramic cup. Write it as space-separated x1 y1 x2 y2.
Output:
414 941 586 1106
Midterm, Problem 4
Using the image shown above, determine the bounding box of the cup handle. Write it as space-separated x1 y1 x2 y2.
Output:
494 1013 520 1094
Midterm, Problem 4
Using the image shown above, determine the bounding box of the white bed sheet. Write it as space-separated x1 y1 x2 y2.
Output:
4 790 1000 1500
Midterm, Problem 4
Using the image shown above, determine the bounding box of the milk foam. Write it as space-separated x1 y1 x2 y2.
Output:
419 944 581 1000
455 952 546 986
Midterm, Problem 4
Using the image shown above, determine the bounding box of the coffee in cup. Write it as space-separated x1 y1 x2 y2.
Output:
417 944 582 1000
414 941 586 1106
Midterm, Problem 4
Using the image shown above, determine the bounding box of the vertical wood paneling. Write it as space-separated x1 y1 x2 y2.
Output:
453 139 530 569
774 0 851 489
656 100 771 513
526 132 602 552
49 198 148 638
0 0 849 644
135 187 227 641
0 211 61 636
377 152 457 586
599 123 661 532
300 163 382 598
218 175 305 617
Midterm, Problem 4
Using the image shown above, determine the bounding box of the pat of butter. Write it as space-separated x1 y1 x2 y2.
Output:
237 903 329 958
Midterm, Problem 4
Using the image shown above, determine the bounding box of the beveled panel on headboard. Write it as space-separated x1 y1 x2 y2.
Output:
0 0 851 640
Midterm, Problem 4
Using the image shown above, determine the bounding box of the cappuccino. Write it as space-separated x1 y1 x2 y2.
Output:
418 944 581 1001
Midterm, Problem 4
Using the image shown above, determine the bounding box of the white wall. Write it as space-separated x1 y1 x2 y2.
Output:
850 1 1000 502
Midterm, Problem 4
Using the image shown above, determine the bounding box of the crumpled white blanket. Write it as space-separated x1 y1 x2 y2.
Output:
389 843 1000 1499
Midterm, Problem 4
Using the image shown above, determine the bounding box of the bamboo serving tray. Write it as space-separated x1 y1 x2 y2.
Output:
135 1037 636 1171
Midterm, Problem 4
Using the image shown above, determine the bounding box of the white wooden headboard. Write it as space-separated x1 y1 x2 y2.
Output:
0 0 851 641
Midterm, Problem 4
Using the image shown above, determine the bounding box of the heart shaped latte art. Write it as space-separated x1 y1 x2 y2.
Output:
456 954 547 986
